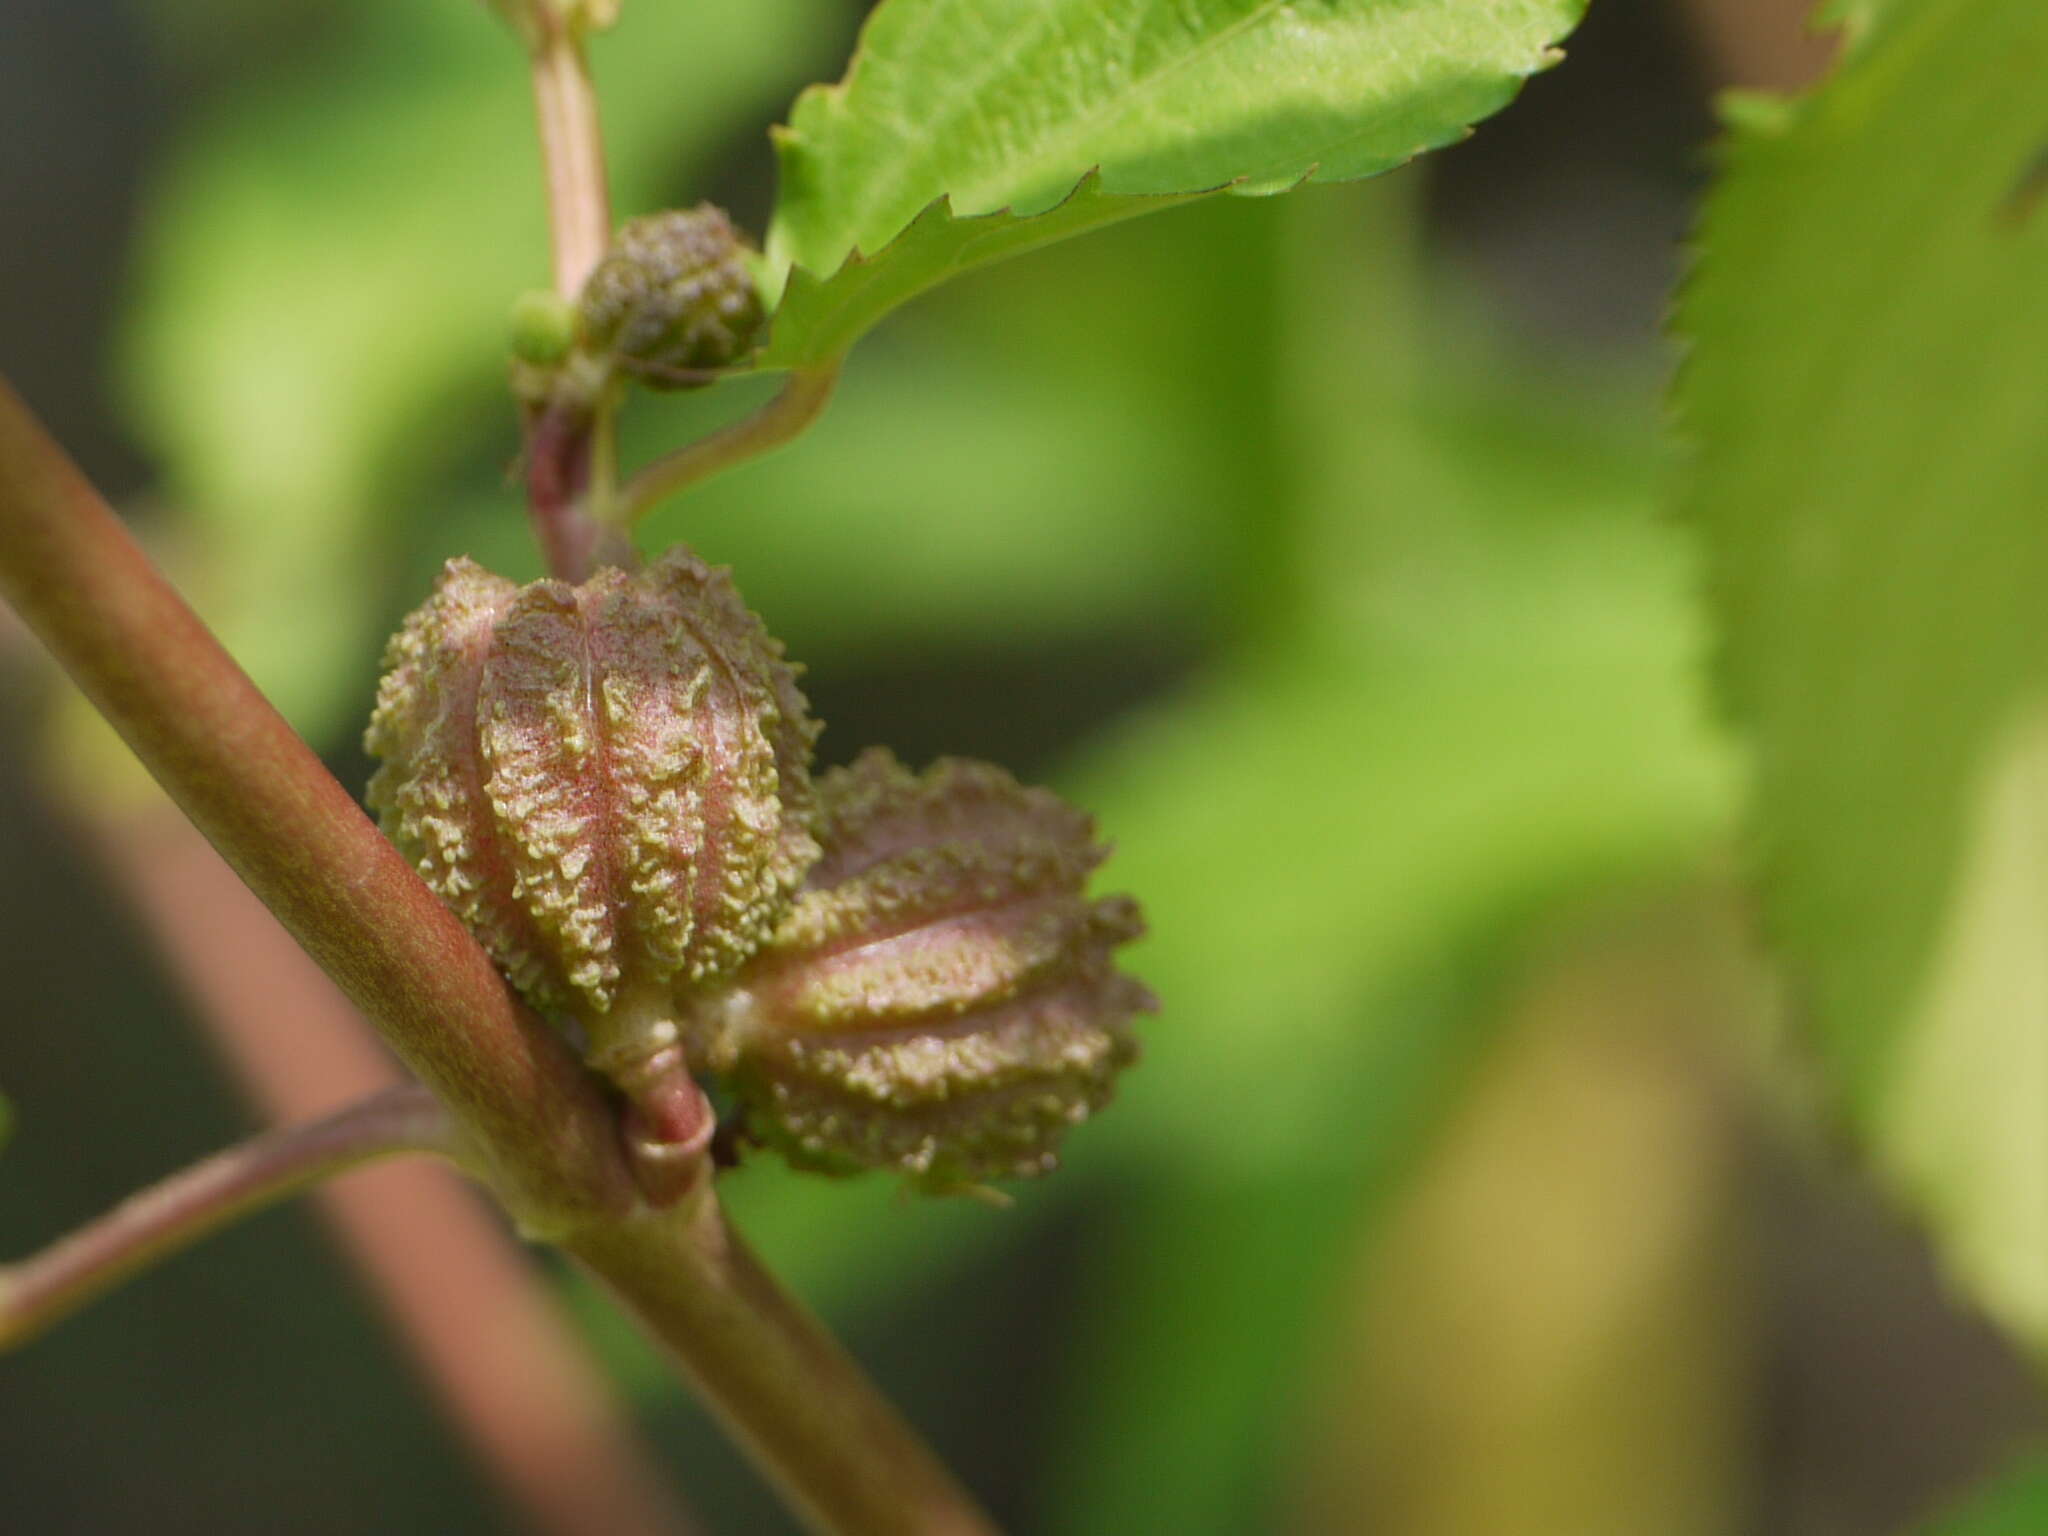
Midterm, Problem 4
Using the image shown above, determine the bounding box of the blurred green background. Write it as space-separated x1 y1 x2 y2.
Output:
2 1 2043 1532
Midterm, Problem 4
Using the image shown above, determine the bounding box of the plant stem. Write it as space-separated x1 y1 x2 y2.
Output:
90 804 701 1536
530 10 612 302
518 7 634 580
0 378 999 1536
614 365 841 524
0 377 630 1233
0 1084 452 1351
570 1202 1000 1536
526 395 637 581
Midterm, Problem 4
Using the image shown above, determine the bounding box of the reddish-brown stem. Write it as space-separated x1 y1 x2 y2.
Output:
0 1084 451 1350
0 376 628 1232
526 399 636 581
92 805 699 1536
571 1201 999 1536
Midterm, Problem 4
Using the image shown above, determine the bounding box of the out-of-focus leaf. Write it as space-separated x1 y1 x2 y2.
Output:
758 0 1584 360
1291 935 1750 1536
636 337 1223 657
1920 1453 2048 1536
1071 177 1729 1176
633 182 1418 665
1027 183 1728 1536
1069 524 1728 1182
1677 0 2048 1351
1046 1028 1476 1536
427 315 1227 662
1037 369 1730 1532
120 0 837 740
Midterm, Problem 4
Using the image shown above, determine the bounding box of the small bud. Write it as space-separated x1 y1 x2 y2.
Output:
579 206 763 386
681 749 1153 1192
509 288 578 366
364 548 820 1092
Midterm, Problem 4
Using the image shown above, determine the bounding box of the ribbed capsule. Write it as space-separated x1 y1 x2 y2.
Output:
364 548 821 1074
680 749 1153 1192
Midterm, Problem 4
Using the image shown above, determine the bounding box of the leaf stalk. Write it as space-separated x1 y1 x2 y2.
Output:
0 1084 454 1351
615 364 841 525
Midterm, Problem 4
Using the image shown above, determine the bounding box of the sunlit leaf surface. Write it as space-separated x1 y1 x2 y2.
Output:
760 0 1584 362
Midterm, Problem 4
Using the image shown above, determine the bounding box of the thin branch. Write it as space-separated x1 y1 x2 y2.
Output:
0 1084 451 1351
0 377 630 1234
615 365 841 525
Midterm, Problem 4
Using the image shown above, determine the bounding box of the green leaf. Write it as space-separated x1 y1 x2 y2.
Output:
1678 0 2048 1352
759 0 1583 362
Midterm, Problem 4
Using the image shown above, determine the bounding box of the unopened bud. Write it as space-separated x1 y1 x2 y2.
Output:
364 548 820 1091
579 206 763 386
681 750 1152 1192
509 288 578 366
